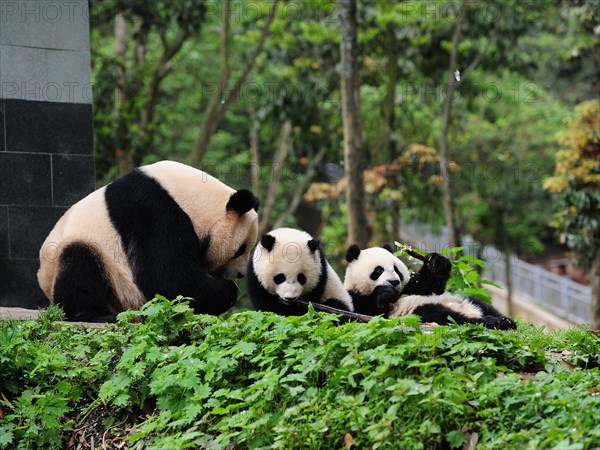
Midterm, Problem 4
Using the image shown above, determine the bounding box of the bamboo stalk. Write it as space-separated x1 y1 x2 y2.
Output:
394 240 427 262
292 299 373 323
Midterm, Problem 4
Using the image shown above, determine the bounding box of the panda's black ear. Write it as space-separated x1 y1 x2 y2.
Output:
345 245 361 262
261 234 275 252
307 239 320 253
382 243 394 253
227 189 258 215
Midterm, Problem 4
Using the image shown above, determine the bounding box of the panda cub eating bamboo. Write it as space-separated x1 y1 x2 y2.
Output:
344 245 516 330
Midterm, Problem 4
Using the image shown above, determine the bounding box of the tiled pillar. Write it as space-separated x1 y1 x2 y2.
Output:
0 1 94 308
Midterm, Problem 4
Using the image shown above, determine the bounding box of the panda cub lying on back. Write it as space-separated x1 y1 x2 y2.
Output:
247 228 354 315
344 245 516 330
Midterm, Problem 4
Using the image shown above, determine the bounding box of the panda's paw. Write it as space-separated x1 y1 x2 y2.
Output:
425 253 452 278
483 315 517 330
373 285 400 315
218 278 239 307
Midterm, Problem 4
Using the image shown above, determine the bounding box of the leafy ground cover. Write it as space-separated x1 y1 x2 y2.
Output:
0 297 599 450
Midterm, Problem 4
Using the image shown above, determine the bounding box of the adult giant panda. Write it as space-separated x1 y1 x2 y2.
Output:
38 160 259 323
246 228 354 316
344 245 516 330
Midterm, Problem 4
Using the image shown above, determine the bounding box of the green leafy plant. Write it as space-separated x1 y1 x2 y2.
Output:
1 297 599 450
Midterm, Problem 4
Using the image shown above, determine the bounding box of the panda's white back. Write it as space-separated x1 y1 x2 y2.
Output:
37 185 144 308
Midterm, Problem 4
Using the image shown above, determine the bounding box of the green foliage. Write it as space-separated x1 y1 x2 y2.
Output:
1 297 599 449
449 69 570 256
544 100 600 265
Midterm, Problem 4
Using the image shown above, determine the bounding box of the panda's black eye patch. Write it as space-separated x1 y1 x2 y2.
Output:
274 273 286 285
370 266 384 280
394 266 404 282
297 273 307 285
232 244 247 259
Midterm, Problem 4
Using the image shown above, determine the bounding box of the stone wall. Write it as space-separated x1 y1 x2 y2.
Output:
0 1 94 308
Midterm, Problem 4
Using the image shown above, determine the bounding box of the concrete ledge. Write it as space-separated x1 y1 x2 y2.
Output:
0 307 107 328
0 306 40 320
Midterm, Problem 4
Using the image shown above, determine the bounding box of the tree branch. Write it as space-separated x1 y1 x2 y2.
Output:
273 146 327 229
438 0 468 247
190 0 278 167
222 0 278 110
139 29 190 145
258 119 292 235
249 112 261 199
459 31 497 84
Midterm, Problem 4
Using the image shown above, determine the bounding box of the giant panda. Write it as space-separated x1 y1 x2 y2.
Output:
246 228 354 316
38 160 259 323
344 245 516 330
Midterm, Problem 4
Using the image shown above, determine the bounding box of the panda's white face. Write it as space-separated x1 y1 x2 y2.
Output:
213 211 258 279
344 247 410 295
252 228 322 304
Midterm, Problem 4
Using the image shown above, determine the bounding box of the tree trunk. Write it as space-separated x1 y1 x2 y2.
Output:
591 248 600 330
258 120 292 236
382 23 398 163
383 23 400 242
249 117 261 199
339 0 368 248
498 211 514 317
138 30 189 152
190 0 278 167
114 11 134 177
439 0 468 248
504 249 514 317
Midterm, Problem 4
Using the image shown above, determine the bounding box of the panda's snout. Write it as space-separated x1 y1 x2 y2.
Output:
388 279 400 287
284 295 299 301
237 273 244 279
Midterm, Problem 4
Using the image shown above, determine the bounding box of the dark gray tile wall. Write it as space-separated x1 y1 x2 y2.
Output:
0 206 8 259
0 152 52 205
9 205 67 259
53 154 95 206
0 259 48 308
4 99 93 154
0 0 94 308
0 100 5 151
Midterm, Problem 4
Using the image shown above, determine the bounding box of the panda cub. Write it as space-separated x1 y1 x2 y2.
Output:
38 161 259 322
246 228 354 316
344 245 516 330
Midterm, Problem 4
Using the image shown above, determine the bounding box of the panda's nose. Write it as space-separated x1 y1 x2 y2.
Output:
237 273 244 279
388 279 400 287
285 296 298 301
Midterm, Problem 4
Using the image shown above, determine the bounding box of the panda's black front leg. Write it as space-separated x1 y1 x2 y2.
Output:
374 285 401 316
402 253 451 296
188 274 239 315
351 285 399 317
482 315 517 330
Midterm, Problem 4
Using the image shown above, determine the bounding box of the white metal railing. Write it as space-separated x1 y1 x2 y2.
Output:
399 224 591 324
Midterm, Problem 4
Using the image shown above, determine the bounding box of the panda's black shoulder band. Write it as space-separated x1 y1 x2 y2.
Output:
227 189 259 215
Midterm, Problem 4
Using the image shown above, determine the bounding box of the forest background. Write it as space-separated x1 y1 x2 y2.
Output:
88 0 599 325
